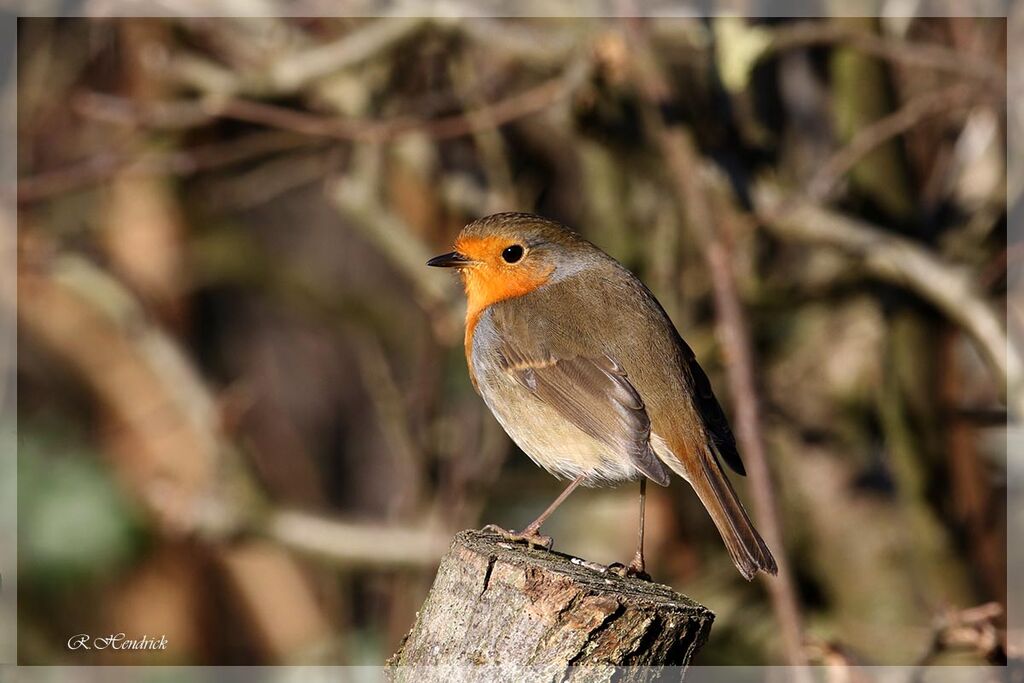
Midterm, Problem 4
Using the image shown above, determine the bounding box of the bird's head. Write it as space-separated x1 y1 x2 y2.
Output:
427 212 592 313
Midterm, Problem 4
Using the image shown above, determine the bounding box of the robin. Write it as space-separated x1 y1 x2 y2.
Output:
428 212 777 580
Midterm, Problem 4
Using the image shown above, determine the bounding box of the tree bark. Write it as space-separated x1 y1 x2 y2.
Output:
389 530 714 681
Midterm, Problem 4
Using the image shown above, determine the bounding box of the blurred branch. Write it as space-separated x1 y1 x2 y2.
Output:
258 508 449 569
259 16 429 95
13 249 457 655
171 16 582 97
217 59 588 143
74 88 216 129
17 127 318 203
167 49 240 94
914 602 1006 669
765 20 1005 85
72 58 584 146
21 56 586 204
802 602 1006 678
803 640 873 683
198 147 339 211
349 331 427 518
448 52 519 212
940 328 1006 604
808 82 996 202
458 17 581 66
327 148 463 343
171 16 429 97
754 184 1023 420
625 22 811 675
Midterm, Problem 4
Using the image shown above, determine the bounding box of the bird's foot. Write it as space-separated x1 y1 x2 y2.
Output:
608 555 652 582
481 523 553 551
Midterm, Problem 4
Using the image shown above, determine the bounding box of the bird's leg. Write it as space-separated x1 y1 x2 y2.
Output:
610 479 652 580
627 478 651 579
482 474 586 550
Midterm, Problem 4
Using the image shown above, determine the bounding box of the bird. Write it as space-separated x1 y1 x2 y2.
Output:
427 212 777 580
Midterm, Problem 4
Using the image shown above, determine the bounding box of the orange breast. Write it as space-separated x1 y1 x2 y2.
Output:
457 245 553 388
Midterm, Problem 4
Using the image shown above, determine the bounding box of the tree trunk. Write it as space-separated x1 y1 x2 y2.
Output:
389 530 714 681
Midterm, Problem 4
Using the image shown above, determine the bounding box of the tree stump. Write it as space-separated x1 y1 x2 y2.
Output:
389 530 714 681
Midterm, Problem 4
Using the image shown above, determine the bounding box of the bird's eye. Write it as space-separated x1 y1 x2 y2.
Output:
501 244 525 264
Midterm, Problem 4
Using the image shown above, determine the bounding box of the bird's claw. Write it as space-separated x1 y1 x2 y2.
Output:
481 523 554 551
607 559 652 582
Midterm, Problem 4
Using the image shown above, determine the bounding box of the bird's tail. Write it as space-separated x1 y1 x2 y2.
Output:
663 442 777 580
694 452 777 580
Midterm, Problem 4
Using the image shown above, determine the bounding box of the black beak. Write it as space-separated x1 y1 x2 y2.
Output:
426 251 471 268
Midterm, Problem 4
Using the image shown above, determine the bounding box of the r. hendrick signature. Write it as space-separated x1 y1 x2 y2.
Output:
67 633 168 651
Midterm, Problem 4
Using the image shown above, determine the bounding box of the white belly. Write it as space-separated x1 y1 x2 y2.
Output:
477 371 640 486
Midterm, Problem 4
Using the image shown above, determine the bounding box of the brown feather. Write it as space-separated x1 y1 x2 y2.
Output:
501 350 671 486
677 446 777 580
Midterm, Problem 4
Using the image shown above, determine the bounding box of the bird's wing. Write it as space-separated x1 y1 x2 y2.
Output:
677 339 746 476
498 344 671 486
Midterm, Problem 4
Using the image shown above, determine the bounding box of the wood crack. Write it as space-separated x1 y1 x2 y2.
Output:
479 553 497 596
565 600 626 667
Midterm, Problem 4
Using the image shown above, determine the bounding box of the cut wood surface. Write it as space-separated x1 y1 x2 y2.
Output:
389 530 714 681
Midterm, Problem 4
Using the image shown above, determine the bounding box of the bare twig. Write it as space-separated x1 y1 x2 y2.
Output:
349 332 427 518
165 16 430 97
625 20 811 676
78 60 583 150
803 639 873 683
171 16 582 98
260 16 429 94
680 134 810 678
754 184 1023 420
765 20 1005 85
259 508 450 569
914 602 1006 669
17 128 319 203
448 51 519 212
326 148 463 343
458 17 581 66
218 61 587 143
24 60 586 205
808 82 996 202
197 147 339 211
74 88 217 129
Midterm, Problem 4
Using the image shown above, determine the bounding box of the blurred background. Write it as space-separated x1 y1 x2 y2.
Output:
13 12 1014 668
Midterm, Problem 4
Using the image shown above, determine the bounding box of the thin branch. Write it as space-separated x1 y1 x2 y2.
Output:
171 16 579 98
17 128 319 203
625 21 812 676
164 16 431 97
808 82 996 202
448 50 519 212
458 17 581 66
349 331 428 518
258 508 450 569
259 16 429 94
754 184 1022 420
326 148 463 344
670 131 811 677
913 602 1006 671
765 20 1005 85
65 59 584 148
218 61 587 143
21 61 587 204
74 88 216 129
